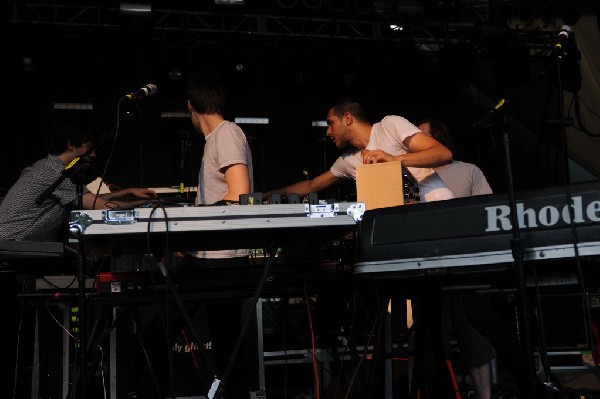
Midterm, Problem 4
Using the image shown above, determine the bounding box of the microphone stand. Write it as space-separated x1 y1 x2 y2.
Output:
551 35 599 378
71 176 88 399
472 59 563 398
35 152 95 399
497 111 538 398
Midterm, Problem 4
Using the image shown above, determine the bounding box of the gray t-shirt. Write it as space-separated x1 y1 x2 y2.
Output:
0 155 88 241
330 115 454 202
194 120 254 259
435 161 492 198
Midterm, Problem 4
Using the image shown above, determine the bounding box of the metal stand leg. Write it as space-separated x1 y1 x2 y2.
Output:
31 309 40 399
385 299 393 399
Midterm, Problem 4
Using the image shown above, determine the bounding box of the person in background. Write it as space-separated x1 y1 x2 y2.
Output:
266 98 454 202
419 119 492 198
418 119 541 399
0 113 156 242
416 118 495 399
0 112 155 398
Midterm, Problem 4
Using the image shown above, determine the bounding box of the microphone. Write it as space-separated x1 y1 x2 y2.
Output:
554 25 571 58
124 83 157 100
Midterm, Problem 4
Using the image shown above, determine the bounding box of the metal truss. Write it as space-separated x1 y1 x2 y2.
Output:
11 2 559 51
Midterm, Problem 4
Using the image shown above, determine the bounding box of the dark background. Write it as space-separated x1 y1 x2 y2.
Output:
4 0 598 201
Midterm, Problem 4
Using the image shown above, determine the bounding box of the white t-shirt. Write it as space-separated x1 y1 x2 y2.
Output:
330 115 454 202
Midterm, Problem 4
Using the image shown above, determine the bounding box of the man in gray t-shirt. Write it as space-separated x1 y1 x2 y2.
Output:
417 119 533 399
179 70 258 399
185 71 254 261
419 119 492 198
417 119 495 399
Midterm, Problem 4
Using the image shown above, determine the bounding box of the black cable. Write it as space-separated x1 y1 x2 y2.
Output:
92 98 141 209
573 94 600 137
146 203 172 398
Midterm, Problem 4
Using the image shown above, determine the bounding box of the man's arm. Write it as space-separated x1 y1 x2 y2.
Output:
401 132 453 167
223 163 251 202
75 188 156 210
267 170 340 197
99 187 157 200
362 132 453 168
79 187 157 210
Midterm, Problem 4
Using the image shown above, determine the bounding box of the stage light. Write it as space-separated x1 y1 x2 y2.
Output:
214 0 245 5
234 117 269 125
53 103 93 111
119 2 152 27
395 1 425 16
303 0 322 10
22 57 35 73
168 67 183 81
161 111 189 118
119 2 151 15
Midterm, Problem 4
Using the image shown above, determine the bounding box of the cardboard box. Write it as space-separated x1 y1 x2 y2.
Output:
356 161 418 210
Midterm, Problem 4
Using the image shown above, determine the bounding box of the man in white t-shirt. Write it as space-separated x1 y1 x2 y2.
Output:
268 98 454 202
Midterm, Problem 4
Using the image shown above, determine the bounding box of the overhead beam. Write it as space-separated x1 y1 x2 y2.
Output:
11 2 559 51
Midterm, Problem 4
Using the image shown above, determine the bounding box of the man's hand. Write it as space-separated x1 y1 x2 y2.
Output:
134 188 157 197
360 149 395 164
125 188 157 198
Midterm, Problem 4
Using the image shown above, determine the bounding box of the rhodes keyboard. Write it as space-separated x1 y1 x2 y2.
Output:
354 181 600 282
69 202 364 254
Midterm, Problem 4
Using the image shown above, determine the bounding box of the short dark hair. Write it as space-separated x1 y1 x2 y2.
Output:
418 118 456 154
46 113 99 155
331 98 369 123
184 70 226 115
